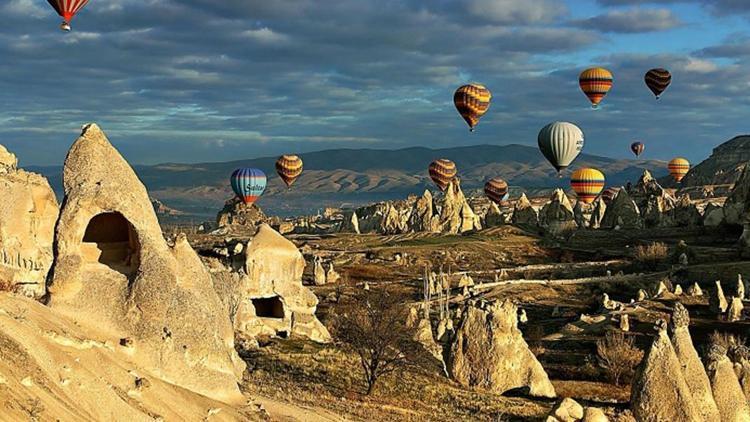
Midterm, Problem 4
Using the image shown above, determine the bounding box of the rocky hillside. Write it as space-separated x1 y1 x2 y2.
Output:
679 135 750 187
31 144 667 218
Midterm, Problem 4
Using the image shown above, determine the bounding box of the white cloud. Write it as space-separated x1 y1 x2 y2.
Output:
241 27 291 44
463 0 567 25
575 8 683 33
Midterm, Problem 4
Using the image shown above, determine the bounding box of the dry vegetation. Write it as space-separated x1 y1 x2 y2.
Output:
633 242 669 271
596 331 644 386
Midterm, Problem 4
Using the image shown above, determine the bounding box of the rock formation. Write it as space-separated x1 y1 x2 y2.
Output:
484 202 507 227
706 344 750 421
326 262 341 284
737 274 746 299
214 224 332 344
687 282 703 296
0 145 59 298
339 210 360 234
724 164 750 226
620 314 630 332
448 299 555 398
703 202 725 227
631 320 703 422
600 188 642 230
547 397 584 422
669 303 721 422
216 198 267 228
314 256 326 286
512 193 539 228
46 124 245 402
629 170 676 227
670 194 702 227
728 296 744 322
589 197 607 229
709 280 728 314
539 189 578 236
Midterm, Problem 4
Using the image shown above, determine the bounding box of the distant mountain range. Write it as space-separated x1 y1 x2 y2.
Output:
30 143 669 219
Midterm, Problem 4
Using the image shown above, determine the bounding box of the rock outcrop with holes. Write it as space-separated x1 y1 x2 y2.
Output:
46 124 245 403
630 320 703 422
216 198 268 228
669 303 721 422
670 194 702 227
600 188 643 229
630 171 676 227
0 145 59 298
448 299 555 398
539 189 577 236
213 224 331 343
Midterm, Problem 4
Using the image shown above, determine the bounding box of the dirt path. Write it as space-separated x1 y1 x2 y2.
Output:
255 396 349 422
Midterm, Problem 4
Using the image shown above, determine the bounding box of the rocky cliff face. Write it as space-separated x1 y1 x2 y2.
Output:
681 135 750 187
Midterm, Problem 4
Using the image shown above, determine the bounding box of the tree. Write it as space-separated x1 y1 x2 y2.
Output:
332 287 428 395
596 331 643 386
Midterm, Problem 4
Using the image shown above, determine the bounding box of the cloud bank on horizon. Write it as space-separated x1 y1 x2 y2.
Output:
1 0 749 166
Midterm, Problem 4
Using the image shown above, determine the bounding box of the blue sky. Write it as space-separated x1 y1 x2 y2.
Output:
1 0 749 166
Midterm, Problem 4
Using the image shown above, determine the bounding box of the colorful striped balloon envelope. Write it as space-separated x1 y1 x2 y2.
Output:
570 168 605 204
230 168 267 205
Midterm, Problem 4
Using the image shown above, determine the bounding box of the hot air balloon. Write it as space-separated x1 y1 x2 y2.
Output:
668 158 690 183
484 178 509 205
454 84 492 132
428 159 457 191
538 121 585 175
230 168 267 205
579 67 613 108
601 187 620 204
275 155 303 188
631 142 645 157
570 168 605 204
644 68 671 99
47 0 90 31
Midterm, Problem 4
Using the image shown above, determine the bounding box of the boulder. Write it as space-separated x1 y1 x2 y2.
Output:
0 146 59 298
631 320 703 422
216 198 267 228
547 397 584 422
47 124 245 403
706 344 750 421
225 224 332 344
512 193 539 228
669 303 721 422
709 280 728 314
582 407 609 422
600 188 642 229
448 299 555 398
539 189 577 236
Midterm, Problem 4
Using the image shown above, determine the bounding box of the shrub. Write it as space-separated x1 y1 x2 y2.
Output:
633 242 669 271
596 331 644 386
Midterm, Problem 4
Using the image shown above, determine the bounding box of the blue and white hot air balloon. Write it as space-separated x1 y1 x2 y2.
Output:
230 168 266 205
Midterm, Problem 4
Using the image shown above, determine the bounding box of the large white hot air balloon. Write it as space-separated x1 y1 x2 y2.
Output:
537 121 585 176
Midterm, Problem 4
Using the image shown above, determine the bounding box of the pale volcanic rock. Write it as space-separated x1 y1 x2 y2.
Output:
539 189 578 236
512 193 539 228
687 282 703 296
703 202 725 227
669 303 721 422
600 188 643 229
589 197 607 229
709 280 729 314
484 202 506 227
230 224 331 343
448 299 555 398
670 194 703 227
724 164 750 226
46 124 245 403
728 296 744 322
339 210 360 234
313 256 326 286
438 180 482 233
547 397 584 422
0 146 59 298
326 262 341 284
581 407 609 422
216 198 267 228
706 344 750 422
630 170 676 228
408 190 438 232
630 320 703 422
572 200 591 229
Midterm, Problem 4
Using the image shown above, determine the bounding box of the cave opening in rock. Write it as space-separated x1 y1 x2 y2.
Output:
252 296 285 319
81 212 140 275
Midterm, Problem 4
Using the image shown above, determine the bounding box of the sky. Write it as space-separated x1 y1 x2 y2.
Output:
1 0 749 166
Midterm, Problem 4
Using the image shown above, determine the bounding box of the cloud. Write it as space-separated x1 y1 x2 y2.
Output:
697 36 750 59
574 8 683 33
461 0 568 25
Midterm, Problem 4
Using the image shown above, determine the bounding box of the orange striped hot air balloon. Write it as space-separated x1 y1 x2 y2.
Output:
579 67 613 108
668 158 690 183
484 177 509 205
428 159 457 191
275 155 303 188
454 83 492 132
570 168 605 204
47 0 91 31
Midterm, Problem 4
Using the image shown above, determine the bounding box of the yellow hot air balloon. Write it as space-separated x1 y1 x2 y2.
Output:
454 83 491 131
579 67 613 108
668 158 690 183
570 168 605 204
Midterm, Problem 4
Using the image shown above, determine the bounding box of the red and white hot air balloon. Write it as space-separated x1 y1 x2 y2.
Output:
47 0 91 31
